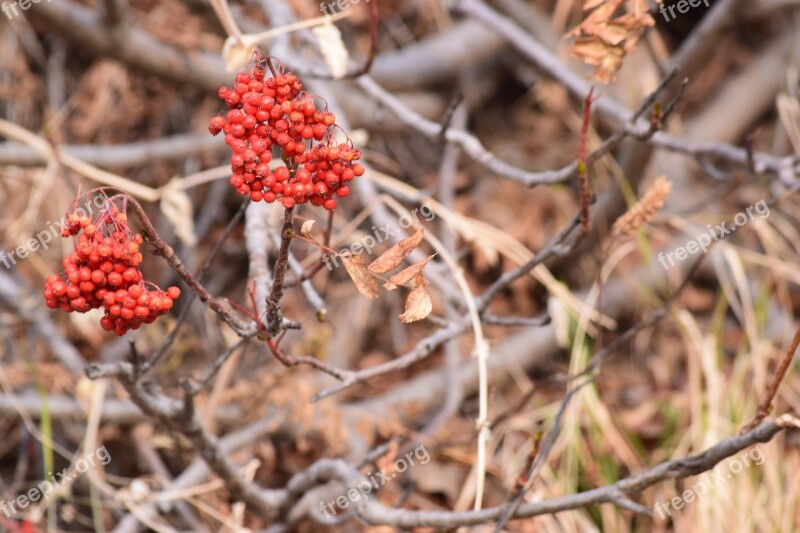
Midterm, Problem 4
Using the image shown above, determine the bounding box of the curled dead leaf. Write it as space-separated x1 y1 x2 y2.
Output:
312 23 349 79
384 254 436 291
300 219 316 238
222 36 256 72
369 230 425 274
399 286 433 323
341 253 378 299
566 0 654 83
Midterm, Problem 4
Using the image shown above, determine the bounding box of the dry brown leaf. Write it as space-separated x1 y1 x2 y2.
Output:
566 0 655 83
368 230 425 274
399 286 433 323
383 254 436 291
341 253 378 299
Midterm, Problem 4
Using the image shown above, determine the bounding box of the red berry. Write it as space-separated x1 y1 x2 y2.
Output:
128 284 143 299
209 116 226 135
274 167 290 182
122 268 139 283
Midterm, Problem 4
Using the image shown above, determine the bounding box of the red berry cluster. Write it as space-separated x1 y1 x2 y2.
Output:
209 56 365 210
44 198 180 336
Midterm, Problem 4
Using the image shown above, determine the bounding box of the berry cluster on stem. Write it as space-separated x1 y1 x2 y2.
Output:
209 53 365 211
44 193 180 336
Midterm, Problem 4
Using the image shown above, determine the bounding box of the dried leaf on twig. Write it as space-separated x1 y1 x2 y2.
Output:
384 254 436 291
300 219 316 238
312 22 349 79
368 230 425 274
342 253 378 299
399 286 433 323
566 0 655 83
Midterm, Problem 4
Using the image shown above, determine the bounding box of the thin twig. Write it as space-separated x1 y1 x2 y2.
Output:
741 325 800 432
142 199 250 375
266 207 295 337
126 197 255 337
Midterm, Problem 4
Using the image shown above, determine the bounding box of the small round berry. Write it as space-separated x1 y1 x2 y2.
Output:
209 116 226 135
235 71 251 84
167 287 181 300
323 198 337 210
79 281 95 293
122 268 139 283
52 281 67 296
128 284 143 299
227 109 245 124
335 185 350 197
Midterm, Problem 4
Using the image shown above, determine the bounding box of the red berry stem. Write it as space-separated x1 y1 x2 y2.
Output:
125 197 254 336
265 206 295 337
140 198 250 375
